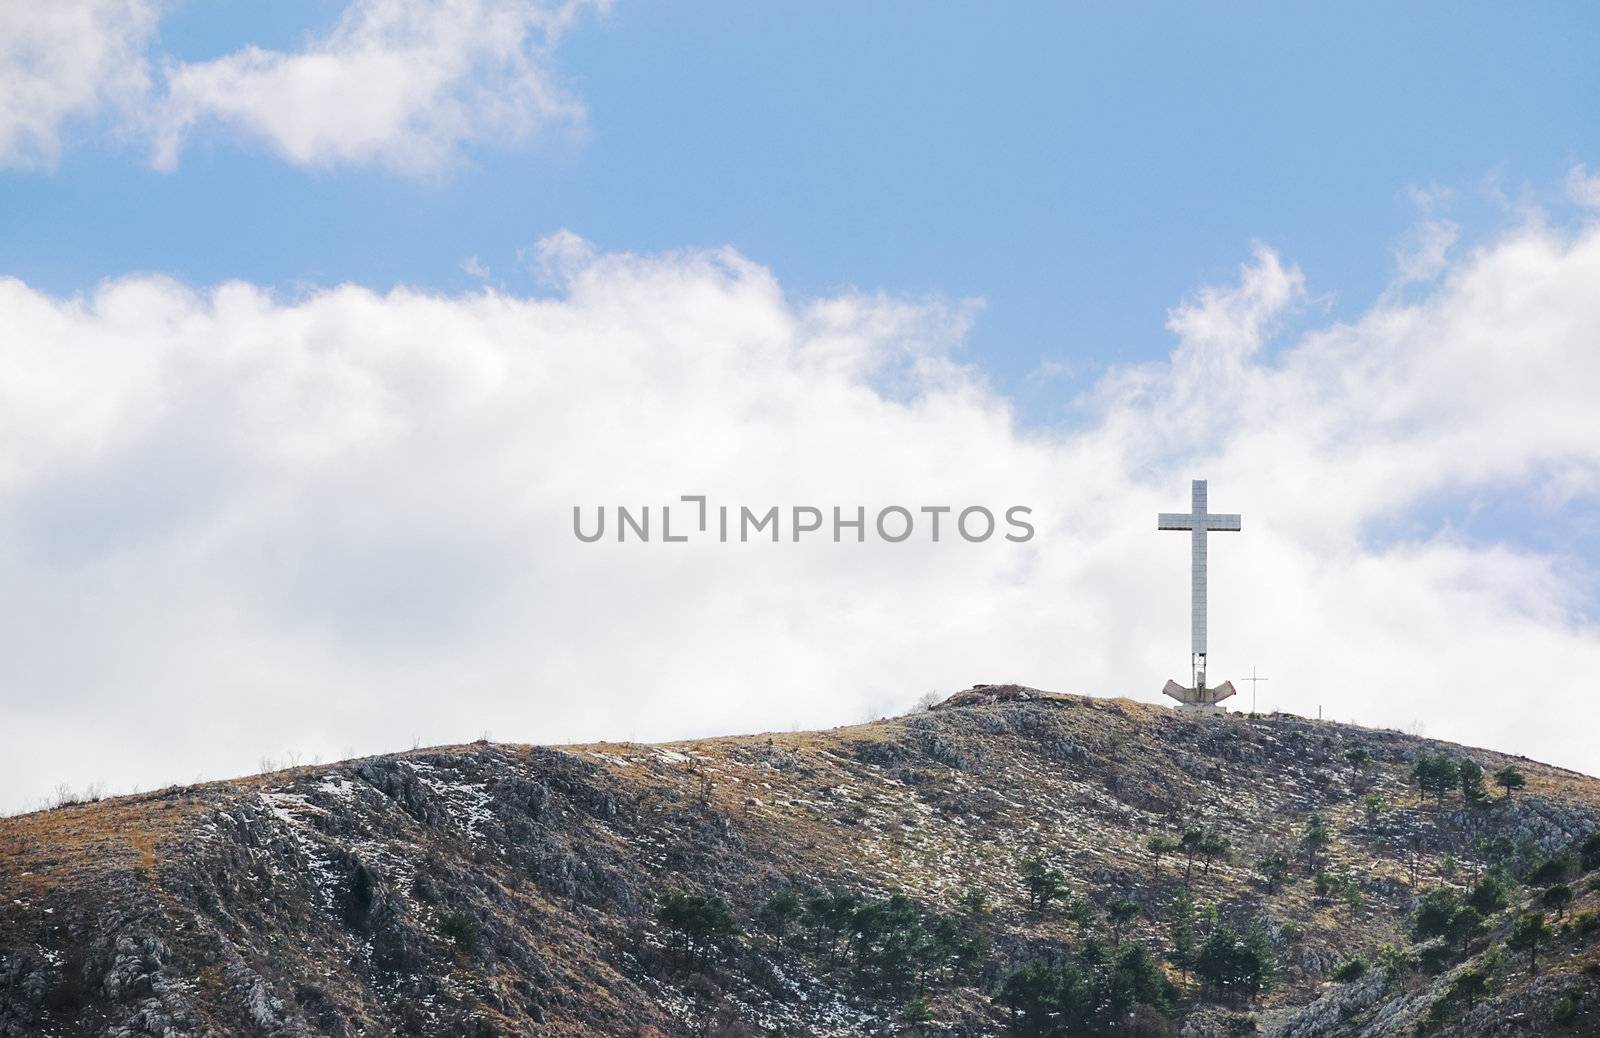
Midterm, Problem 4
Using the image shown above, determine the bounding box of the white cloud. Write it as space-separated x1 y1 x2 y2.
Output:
4 221 1600 811
0 0 600 173
0 1 158 168
1393 218 1459 285
526 227 598 286
1567 164 1600 209
152 0 602 171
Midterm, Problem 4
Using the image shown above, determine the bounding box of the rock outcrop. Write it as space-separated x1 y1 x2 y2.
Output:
3 687 1597 1036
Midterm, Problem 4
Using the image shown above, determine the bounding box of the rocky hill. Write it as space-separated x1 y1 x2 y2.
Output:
3 686 1599 1037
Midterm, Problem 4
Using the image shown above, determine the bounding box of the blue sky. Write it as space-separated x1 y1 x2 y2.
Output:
5 2 1600 808
5 3 1598 418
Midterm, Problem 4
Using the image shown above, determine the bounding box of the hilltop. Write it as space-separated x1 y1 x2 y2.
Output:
2 685 1598 1036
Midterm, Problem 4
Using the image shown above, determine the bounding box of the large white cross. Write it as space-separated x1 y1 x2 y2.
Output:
1158 479 1241 660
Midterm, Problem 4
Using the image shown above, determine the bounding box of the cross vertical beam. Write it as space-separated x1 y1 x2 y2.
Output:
1157 479 1242 709
1192 480 1208 655
1158 479 1242 658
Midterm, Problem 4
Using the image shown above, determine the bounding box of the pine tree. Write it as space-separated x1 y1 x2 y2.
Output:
1257 853 1291 895
1146 833 1181 869
1411 753 1460 808
1507 912 1552 975
1180 829 1205 890
1467 872 1509 914
757 890 802 948
1541 883 1572 921
1458 758 1488 804
1198 832 1232 875
1020 857 1066 912
1303 813 1330 873
1581 831 1600 872
1494 765 1527 798
1108 897 1140 945
657 892 739 969
1529 854 1574 888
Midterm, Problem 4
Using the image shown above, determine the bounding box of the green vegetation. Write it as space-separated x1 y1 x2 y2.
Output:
1529 853 1575 888
1423 966 1490 1032
1181 829 1206 889
1580 831 1600 872
1107 897 1141 945
1541 883 1573 921
1198 832 1232 875
1449 967 1488 1007
1458 758 1488 804
658 891 738 969
998 941 1173 1036
1256 852 1291 895
653 736 1600 1033
1507 911 1553 975
765 888 995 995
1194 920 1276 1004
1566 909 1600 938
1412 884 1487 968
1466 872 1510 914
1021 856 1067 911
1377 943 1414 990
1574 831 1600 870
902 995 934 1027
1494 764 1527 798
1146 833 1181 868
1302 813 1330 872
756 889 802 948
1331 954 1368 982
439 911 481 955
1411 753 1460 807
804 891 859 965
1554 988 1581 1025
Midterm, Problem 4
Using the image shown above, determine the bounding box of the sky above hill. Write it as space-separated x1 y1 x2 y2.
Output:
3 2 1600 810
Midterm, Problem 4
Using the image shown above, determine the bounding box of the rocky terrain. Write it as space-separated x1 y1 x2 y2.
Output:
2 685 1598 1037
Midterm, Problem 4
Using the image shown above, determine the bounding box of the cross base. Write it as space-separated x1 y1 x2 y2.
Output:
1162 678 1237 712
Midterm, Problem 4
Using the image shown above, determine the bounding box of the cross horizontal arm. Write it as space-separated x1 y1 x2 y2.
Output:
1157 514 1197 530
1203 514 1242 531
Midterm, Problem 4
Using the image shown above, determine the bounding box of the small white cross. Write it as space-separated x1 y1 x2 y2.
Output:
1243 666 1268 714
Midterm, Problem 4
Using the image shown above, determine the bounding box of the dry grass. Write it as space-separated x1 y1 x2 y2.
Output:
0 787 209 896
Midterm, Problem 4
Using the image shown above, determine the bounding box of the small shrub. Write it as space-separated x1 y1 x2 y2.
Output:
1378 943 1414 989
1332 955 1368 982
1223 1012 1258 1035
440 911 481 954
1467 873 1509 915
1414 887 1461 940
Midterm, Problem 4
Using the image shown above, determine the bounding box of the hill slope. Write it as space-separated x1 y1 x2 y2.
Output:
3 686 1599 1037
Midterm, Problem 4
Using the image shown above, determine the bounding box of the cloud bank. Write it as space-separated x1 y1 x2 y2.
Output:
0 0 600 172
4 220 1600 810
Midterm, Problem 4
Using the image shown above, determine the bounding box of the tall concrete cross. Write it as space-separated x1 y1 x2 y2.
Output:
1158 479 1241 710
